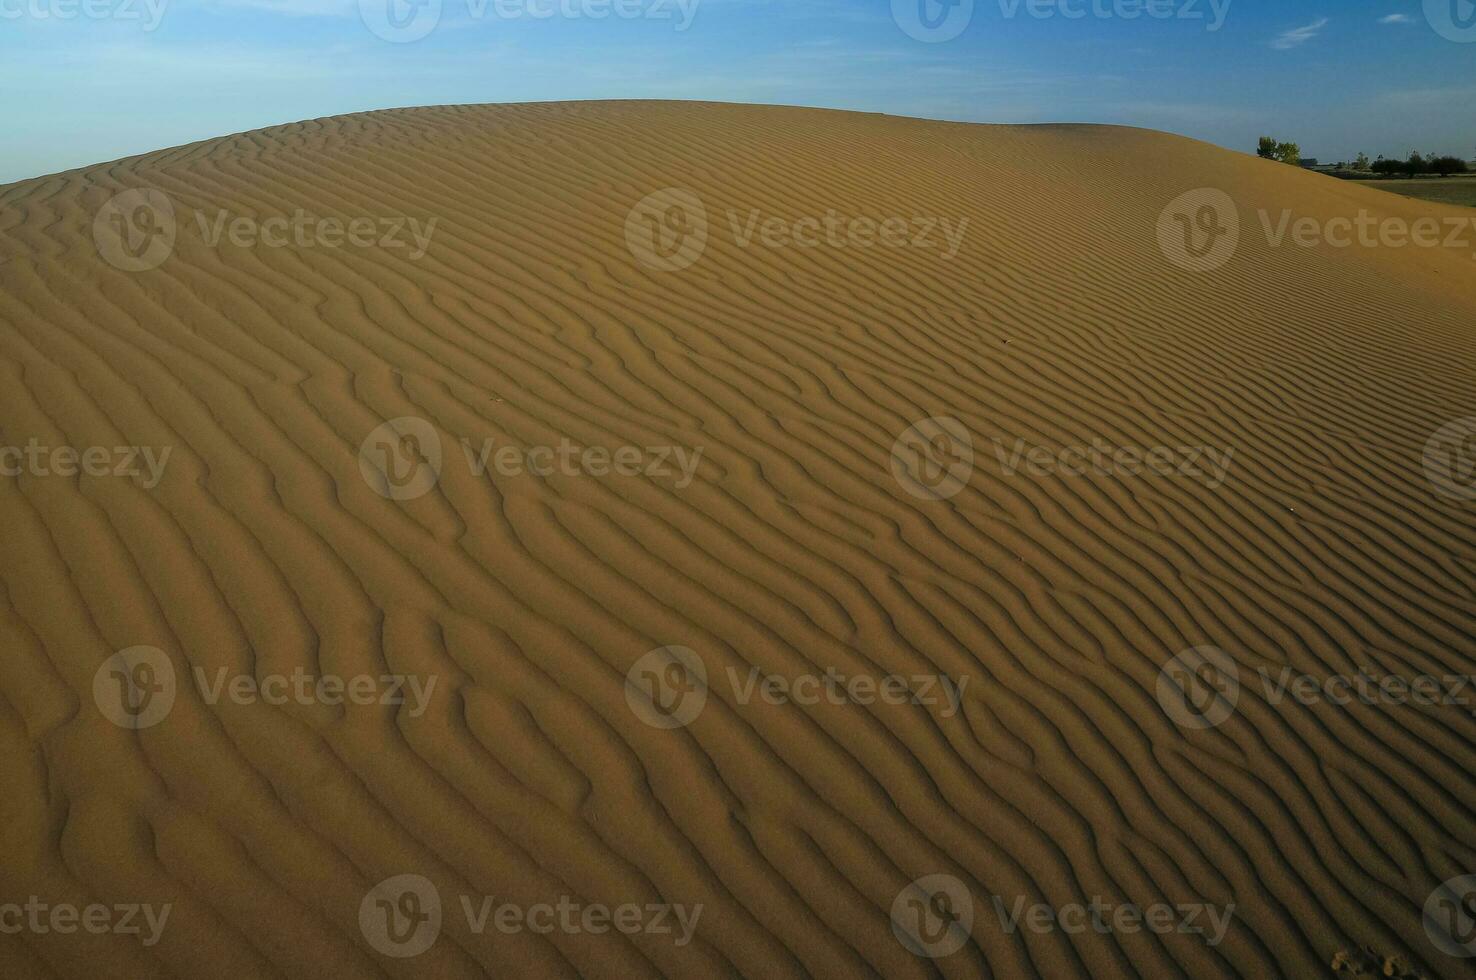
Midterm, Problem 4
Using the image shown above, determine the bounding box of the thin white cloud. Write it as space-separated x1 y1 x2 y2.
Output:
1271 17 1328 49
1379 13 1412 24
1371 83 1476 107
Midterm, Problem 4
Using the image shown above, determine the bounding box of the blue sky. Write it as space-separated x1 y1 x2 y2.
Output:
2 0 1473 183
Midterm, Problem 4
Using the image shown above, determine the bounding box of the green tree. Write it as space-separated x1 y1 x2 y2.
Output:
1255 136 1301 165
1353 152 1370 171
1431 156 1469 177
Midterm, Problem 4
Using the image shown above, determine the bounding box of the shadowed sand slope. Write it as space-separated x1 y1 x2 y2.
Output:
2 101 1475 979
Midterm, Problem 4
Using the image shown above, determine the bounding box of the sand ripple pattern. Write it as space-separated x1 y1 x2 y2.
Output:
1 102 1475 979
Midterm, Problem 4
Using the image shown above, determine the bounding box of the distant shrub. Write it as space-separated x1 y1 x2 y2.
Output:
1430 156 1470 177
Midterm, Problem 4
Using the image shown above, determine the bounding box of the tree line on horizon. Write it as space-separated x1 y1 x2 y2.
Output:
1257 136 1471 178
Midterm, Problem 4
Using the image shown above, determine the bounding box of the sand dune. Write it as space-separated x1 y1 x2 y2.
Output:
2 101 1475 979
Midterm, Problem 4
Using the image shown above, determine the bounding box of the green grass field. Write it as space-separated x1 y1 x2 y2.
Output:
1353 175 1476 208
